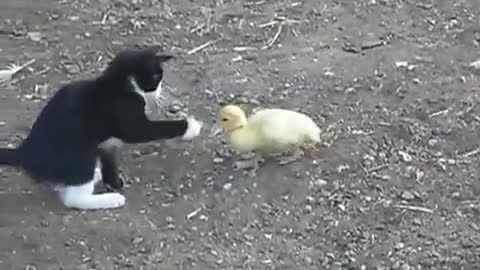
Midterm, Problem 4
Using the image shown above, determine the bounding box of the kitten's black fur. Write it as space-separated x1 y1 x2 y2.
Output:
0 48 194 204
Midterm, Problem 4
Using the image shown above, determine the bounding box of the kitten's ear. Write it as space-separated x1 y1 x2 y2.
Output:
156 54 174 63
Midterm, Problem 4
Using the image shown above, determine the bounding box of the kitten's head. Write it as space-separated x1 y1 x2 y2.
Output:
104 47 174 95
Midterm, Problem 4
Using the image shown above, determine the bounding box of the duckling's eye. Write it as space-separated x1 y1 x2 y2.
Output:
222 118 228 122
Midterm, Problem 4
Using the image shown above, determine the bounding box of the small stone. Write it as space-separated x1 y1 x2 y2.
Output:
401 191 415 201
244 234 254 241
212 157 224 164
412 78 422 84
27 32 43 42
204 89 214 98
395 61 408 68
304 204 313 213
249 98 260 105
324 70 335 77
64 64 80 74
394 242 405 250
428 138 439 147
471 223 479 231
304 255 312 264
132 236 144 245
40 220 49 227
232 55 242 62
223 182 232 190
313 179 327 188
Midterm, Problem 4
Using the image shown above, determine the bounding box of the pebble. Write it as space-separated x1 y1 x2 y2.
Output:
304 256 312 264
132 236 144 245
395 242 405 250
40 220 49 227
223 182 232 190
249 98 260 105
412 218 422 225
313 179 327 188
401 191 415 201
428 138 439 147
395 61 408 68
212 157 224 164
27 32 42 42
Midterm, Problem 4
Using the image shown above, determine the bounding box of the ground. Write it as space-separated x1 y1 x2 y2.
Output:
0 0 480 269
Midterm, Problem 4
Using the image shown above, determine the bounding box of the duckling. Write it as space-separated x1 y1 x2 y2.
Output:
217 104 321 169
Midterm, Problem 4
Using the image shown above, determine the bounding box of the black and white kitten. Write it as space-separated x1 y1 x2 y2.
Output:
0 48 203 210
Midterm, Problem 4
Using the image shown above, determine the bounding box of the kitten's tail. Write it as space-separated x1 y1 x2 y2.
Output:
0 148 20 166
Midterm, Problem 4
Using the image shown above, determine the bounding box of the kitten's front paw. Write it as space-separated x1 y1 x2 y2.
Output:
102 193 126 208
104 174 125 191
182 117 203 140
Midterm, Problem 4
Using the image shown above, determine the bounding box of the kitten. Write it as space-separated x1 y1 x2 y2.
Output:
0 47 203 210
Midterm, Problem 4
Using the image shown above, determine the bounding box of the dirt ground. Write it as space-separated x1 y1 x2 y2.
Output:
1 0 480 269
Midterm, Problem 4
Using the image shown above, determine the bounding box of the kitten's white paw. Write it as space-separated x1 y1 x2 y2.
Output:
101 193 126 208
182 117 203 140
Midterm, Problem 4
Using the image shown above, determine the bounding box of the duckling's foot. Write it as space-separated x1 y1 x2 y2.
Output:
278 148 304 165
300 144 317 159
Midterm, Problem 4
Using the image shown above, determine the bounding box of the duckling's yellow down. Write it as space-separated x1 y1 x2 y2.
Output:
218 105 321 154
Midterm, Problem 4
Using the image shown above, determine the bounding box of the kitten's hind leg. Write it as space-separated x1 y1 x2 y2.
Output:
56 173 126 210
98 148 124 190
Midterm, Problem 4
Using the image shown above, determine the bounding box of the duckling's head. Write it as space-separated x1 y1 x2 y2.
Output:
218 105 248 132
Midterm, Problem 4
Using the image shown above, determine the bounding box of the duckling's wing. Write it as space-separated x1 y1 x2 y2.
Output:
252 109 321 145
249 109 306 148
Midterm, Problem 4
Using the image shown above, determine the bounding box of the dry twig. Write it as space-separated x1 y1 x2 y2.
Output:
429 108 450 118
187 40 218 55
260 16 301 49
394 204 433 213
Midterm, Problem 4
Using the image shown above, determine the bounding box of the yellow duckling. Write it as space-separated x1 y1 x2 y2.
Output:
218 104 321 168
